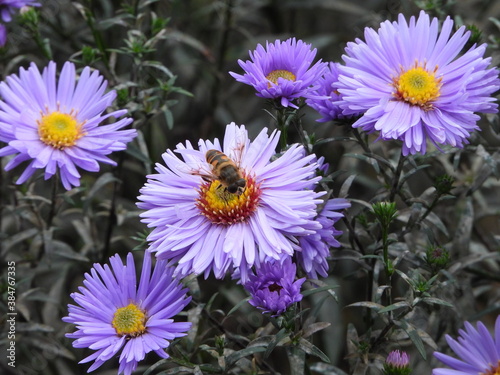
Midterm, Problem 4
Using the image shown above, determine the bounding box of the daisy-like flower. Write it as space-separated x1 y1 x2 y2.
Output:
137 122 323 281
63 252 192 375
306 62 354 122
245 256 305 316
0 0 39 22
229 38 327 108
0 61 136 189
295 197 350 279
337 10 500 155
433 315 500 375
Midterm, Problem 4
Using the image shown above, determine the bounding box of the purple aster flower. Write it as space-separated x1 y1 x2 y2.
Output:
295 197 350 279
306 62 355 122
229 38 327 108
0 0 39 22
337 11 500 155
63 252 192 375
245 256 305 316
384 350 411 375
432 315 500 375
0 61 136 190
137 122 323 281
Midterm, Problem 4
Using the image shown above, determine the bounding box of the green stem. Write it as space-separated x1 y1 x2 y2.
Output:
389 153 405 202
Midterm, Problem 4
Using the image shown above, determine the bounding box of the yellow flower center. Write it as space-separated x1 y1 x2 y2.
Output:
37 111 84 149
393 64 442 110
196 174 261 225
266 69 296 85
112 303 146 337
482 361 500 375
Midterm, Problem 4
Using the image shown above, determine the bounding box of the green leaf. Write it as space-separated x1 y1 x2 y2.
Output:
227 297 250 316
264 328 289 358
420 297 454 308
298 338 331 363
224 346 267 367
346 301 384 311
378 301 410 313
396 321 427 360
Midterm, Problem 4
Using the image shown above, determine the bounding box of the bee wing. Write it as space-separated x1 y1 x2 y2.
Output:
175 161 216 182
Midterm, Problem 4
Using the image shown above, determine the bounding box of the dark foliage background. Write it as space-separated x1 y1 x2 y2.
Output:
1 0 500 374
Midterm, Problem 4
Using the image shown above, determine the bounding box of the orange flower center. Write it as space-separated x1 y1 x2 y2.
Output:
482 361 500 375
196 173 261 225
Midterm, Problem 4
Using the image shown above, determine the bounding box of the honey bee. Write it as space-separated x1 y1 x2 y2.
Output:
204 149 246 195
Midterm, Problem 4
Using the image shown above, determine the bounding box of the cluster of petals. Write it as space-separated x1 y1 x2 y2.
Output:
295 197 350 279
337 10 499 155
0 61 136 189
137 122 323 281
230 38 327 108
245 256 305 316
63 252 192 375
433 315 500 374
306 62 353 122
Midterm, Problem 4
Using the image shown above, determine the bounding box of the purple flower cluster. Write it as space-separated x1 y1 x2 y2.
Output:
231 11 499 155
244 257 305 316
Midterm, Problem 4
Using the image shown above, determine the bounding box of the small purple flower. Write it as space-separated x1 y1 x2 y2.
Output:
0 0 39 22
229 38 327 108
295 198 350 279
63 252 192 375
0 61 136 189
337 11 500 155
245 257 305 316
432 315 500 375
306 62 354 122
384 350 411 375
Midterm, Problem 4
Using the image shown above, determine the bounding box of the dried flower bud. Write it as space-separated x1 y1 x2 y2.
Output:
425 245 450 273
434 174 454 196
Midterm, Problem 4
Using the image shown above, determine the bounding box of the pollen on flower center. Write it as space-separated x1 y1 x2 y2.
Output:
196 173 261 225
393 64 442 109
482 361 500 375
38 111 85 149
112 303 147 337
266 69 297 85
